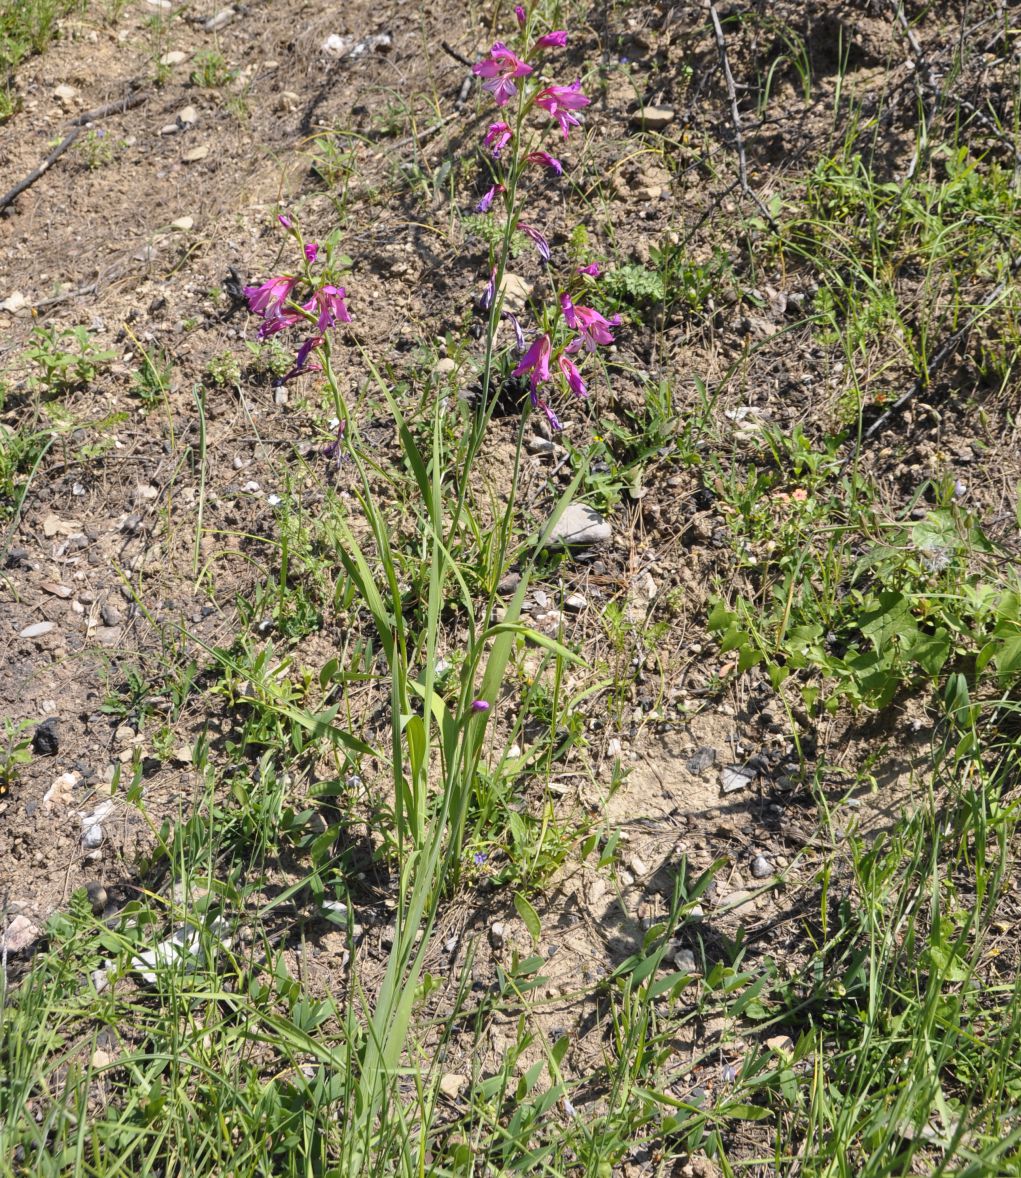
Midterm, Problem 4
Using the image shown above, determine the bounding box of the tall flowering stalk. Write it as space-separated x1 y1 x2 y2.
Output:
468 6 619 439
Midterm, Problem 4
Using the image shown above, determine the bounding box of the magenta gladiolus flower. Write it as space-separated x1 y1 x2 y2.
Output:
473 42 532 106
560 290 578 329
256 308 304 339
244 274 298 319
277 214 293 229
476 182 505 213
479 265 497 311
526 150 563 174
577 262 602 277
471 699 490 712
512 332 551 390
534 30 567 49
277 334 324 385
518 222 550 261
558 354 587 397
503 310 526 353
535 80 590 138
514 4 526 25
485 121 513 157
568 304 621 352
303 284 350 331
304 242 319 263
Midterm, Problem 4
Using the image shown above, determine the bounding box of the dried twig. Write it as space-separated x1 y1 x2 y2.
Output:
0 86 148 214
706 0 777 232
441 40 475 70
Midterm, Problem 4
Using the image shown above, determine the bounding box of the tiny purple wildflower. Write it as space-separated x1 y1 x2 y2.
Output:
304 242 320 263
525 150 563 174
558 354 587 398
476 182 506 213
473 851 488 866
471 700 490 712
473 42 532 107
518 222 550 262
533 30 568 49
277 214 293 229
514 4 526 25
577 262 602 277
512 332 551 390
485 121 513 157
535 80 590 138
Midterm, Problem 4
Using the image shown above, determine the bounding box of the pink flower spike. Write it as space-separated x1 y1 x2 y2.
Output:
577 262 602 277
525 150 563 174
473 42 532 106
534 30 568 49
572 304 621 351
514 5 527 26
512 332 552 391
558 354 587 398
244 274 298 319
476 182 505 213
535 79 590 138
518 222 550 262
559 291 578 328
484 121 513 157
304 242 320 263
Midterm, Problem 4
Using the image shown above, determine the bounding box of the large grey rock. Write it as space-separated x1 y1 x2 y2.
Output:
544 504 611 548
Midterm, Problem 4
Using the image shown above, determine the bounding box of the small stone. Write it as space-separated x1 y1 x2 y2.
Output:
92 967 111 993
526 435 555 455
564 592 587 612
95 626 123 646
170 216 194 231
85 882 108 914
160 123 180 136
718 889 756 913
203 6 234 30
0 291 31 316
40 581 72 598
101 602 122 627
497 570 520 595
173 745 193 763
765 1034 795 1055
20 621 55 639
686 747 716 775
42 771 78 811
498 272 533 309
489 921 505 949
53 83 77 105
632 105 675 131
673 947 697 973
32 718 59 756
273 387 288 405
182 145 209 162
90 1049 112 1069
82 824 104 849
159 50 187 66
114 725 135 745
750 855 772 880
619 869 635 888
606 737 623 757
721 765 756 793
544 504 612 549
177 104 199 125
629 855 649 876
4 915 40 953
439 1073 467 1100
433 357 456 376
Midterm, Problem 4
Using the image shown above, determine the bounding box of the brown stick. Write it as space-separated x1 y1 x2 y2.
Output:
0 86 147 214
706 0 777 232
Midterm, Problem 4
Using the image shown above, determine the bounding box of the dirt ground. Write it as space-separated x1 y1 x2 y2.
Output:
2 0 1019 1143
